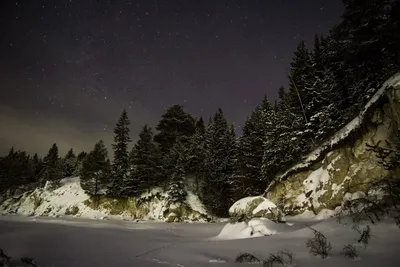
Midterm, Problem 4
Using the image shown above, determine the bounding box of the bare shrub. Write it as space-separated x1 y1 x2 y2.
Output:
235 252 261 263
306 227 332 259
263 250 293 267
354 225 372 248
0 249 11 266
341 244 359 259
21 257 37 267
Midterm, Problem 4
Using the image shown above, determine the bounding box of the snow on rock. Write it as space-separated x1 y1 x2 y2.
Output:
0 177 211 222
214 218 291 240
229 196 284 222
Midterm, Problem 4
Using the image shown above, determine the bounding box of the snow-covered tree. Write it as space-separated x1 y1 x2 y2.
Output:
126 125 160 196
154 105 196 155
108 109 132 197
80 140 110 196
39 143 63 186
187 117 207 193
165 142 188 205
203 109 236 216
63 148 77 177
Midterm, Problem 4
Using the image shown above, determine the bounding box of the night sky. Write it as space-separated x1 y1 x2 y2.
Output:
0 0 343 156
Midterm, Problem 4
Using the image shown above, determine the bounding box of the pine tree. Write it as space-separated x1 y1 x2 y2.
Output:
165 142 188 205
108 109 132 197
154 105 196 154
235 97 275 199
80 140 111 196
31 153 43 183
73 151 87 177
126 125 159 196
63 148 77 177
187 117 207 194
203 108 235 216
40 144 63 187
286 41 314 122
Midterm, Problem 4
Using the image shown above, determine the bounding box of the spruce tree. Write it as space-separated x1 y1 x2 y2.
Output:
126 125 159 196
165 141 188 205
286 41 314 122
63 148 77 177
31 153 43 183
187 117 207 193
108 109 132 197
80 140 111 196
154 105 196 154
40 143 63 187
236 97 275 199
73 151 87 177
203 108 235 216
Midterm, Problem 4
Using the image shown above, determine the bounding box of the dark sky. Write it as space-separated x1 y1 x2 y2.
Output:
0 0 343 156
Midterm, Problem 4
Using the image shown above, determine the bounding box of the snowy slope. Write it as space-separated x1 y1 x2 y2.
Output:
0 177 210 222
267 72 400 191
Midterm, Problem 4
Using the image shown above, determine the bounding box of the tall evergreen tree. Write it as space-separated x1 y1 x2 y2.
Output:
165 141 188 205
154 105 196 154
286 41 314 122
108 109 132 197
31 153 43 182
126 125 159 196
235 97 274 199
63 148 77 177
80 140 111 197
187 117 207 193
203 108 235 216
73 151 87 177
40 144 63 186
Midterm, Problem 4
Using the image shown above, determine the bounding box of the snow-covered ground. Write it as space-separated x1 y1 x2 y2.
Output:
1 213 399 267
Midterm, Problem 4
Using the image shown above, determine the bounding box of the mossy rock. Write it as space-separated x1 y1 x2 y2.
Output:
65 206 79 215
229 197 265 217
30 193 43 210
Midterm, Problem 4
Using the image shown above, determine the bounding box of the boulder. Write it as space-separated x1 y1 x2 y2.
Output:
229 196 285 222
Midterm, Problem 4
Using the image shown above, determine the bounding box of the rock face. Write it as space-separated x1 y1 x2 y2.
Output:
265 75 400 215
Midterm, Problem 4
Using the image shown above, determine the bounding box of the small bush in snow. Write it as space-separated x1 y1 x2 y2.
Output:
263 250 293 267
21 257 37 267
0 248 11 266
341 244 359 259
394 214 400 229
235 252 261 263
306 227 332 259
342 197 386 225
355 225 372 248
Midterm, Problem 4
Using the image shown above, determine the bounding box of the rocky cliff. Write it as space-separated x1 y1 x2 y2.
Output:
265 74 400 215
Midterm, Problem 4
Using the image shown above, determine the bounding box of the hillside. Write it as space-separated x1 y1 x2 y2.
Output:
0 177 211 222
263 73 400 215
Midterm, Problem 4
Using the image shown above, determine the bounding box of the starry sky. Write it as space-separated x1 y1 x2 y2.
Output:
0 0 343 157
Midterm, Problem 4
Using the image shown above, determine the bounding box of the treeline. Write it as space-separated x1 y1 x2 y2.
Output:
1 1 399 217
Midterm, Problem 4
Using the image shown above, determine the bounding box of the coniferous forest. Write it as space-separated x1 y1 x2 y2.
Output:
1 1 399 217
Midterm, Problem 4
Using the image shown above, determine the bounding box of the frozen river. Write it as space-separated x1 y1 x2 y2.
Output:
2 215 400 267
0 215 225 267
